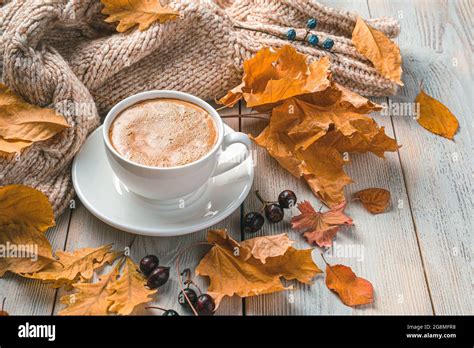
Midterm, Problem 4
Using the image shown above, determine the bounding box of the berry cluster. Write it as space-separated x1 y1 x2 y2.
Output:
139 255 170 289
244 190 297 233
178 269 216 316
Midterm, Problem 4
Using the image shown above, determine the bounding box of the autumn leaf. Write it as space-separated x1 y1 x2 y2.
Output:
352 17 403 85
196 229 321 307
219 46 331 110
415 89 459 139
324 257 374 307
107 257 157 315
291 201 353 248
59 258 123 316
252 98 398 207
0 84 69 156
354 188 391 214
101 0 179 33
25 244 118 289
0 185 55 276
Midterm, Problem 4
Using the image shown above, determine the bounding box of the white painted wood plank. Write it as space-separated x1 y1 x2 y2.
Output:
242 0 432 315
368 0 473 315
0 210 71 315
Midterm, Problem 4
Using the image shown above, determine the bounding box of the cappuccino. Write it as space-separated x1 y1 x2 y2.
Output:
109 98 217 167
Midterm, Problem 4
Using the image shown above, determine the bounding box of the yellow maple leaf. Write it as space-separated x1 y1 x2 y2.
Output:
101 0 179 33
415 89 459 139
0 185 56 276
107 257 156 315
352 17 403 85
0 84 69 156
196 230 321 307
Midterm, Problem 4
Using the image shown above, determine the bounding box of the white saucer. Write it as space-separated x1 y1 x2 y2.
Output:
72 125 254 237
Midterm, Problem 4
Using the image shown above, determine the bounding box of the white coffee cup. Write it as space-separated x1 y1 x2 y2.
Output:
102 90 251 200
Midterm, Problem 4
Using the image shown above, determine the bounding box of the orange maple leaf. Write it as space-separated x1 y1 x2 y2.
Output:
291 201 353 248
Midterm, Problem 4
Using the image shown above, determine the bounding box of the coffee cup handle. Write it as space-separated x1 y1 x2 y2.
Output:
212 132 251 177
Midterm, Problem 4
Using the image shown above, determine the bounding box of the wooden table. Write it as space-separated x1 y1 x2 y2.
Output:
1 0 471 315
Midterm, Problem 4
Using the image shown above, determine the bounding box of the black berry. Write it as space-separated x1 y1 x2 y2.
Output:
178 288 198 310
243 212 265 233
264 203 284 223
278 190 297 209
195 294 215 316
139 255 159 277
147 266 170 289
162 309 179 316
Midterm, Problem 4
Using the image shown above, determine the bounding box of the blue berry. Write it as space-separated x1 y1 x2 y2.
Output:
286 29 296 41
308 34 319 46
322 38 334 50
307 18 318 29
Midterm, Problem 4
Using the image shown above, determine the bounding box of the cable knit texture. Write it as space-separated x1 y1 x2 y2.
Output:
0 0 400 217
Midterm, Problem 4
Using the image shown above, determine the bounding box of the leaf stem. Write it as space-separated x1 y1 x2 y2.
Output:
145 306 167 313
255 190 268 205
320 253 330 266
1 298 5 312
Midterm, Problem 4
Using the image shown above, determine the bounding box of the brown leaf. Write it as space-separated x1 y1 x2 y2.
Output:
415 89 459 139
325 260 374 307
291 201 353 248
0 84 69 155
101 0 179 33
354 188 391 214
0 185 55 276
196 230 321 307
352 17 403 85
59 259 122 316
25 244 116 288
107 257 156 315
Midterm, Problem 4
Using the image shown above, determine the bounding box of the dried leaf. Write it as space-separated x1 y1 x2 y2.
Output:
352 17 403 85
0 84 69 155
240 233 294 264
291 201 353 248
325 261 374 307
218 46 331 111
354 188 391 214
196 229 321 307
107 257 156 315
26 244 116 288
101 0 179 33
59 260 122 316
415 89 459 139
0 185 55 276
253 98 398 207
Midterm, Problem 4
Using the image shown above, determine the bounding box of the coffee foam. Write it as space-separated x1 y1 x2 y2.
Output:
109 98 217 167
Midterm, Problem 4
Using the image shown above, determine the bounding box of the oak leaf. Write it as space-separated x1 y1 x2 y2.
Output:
291 201 353 248
107 257 157 315
324 260 374 307
25 244 118 289
0 84 69 156
59 260 122 316
196 230 321 307
101 0 179 33
354 188 391 214
0 185 55 276
415 89 459 139
352 17 403 85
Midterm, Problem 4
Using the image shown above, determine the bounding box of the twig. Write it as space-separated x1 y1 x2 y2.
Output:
175 242 213 316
